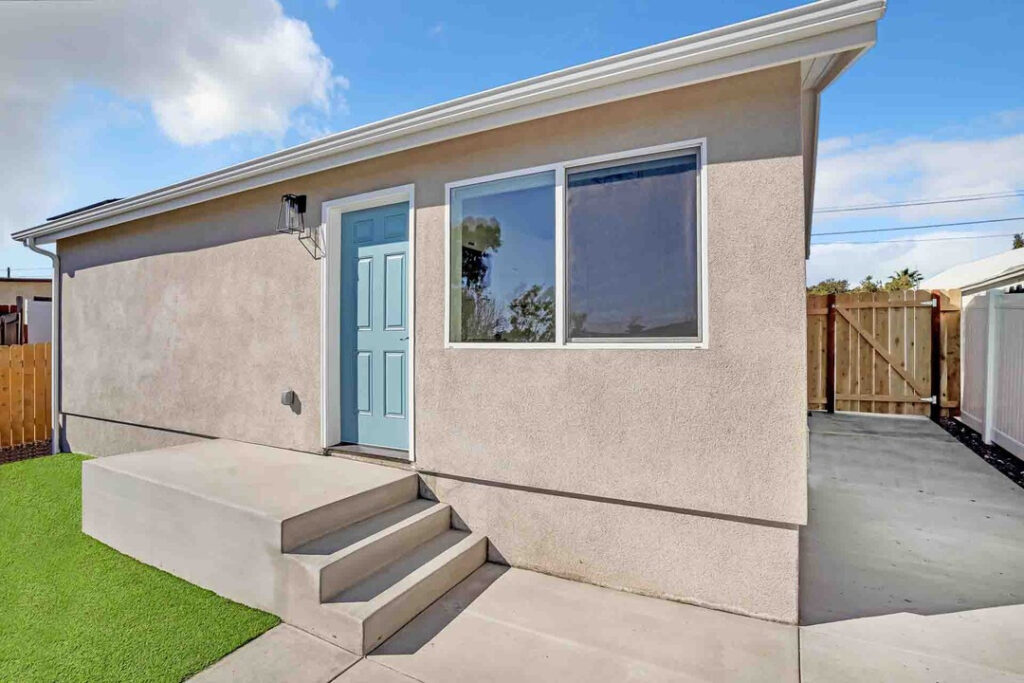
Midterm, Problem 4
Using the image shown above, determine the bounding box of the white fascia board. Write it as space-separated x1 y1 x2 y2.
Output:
15 0 884 244
961 265 1024 295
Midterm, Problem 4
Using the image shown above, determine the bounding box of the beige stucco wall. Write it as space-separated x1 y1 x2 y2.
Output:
421 473 799 622
63 414 205 457
59 63 808 620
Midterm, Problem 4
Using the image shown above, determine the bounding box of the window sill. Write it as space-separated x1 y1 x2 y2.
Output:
444 341 709 350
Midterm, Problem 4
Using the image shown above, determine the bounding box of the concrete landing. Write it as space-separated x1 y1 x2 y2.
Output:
84 439 416 550
83 439 486 655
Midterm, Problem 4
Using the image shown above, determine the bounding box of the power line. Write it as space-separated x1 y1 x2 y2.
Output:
811 233 1019 246
813 216 1024 237
815 190 1024 214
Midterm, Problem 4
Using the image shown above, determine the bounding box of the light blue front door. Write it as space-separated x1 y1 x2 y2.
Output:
340 202 409 450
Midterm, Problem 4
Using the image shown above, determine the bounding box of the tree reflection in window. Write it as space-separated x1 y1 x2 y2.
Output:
450 171 555 343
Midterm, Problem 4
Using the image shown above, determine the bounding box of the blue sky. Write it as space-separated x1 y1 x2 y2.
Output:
2 0 1022 282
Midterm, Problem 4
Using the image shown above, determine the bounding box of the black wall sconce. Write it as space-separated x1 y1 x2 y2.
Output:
277 194 324 260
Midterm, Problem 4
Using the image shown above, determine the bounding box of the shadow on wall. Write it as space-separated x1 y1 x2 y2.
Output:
58 193 293 276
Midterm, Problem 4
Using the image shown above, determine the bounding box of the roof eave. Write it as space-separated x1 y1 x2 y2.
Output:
13 0 885 245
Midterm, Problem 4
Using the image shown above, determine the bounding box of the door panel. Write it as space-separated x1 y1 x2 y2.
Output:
384 352 405 418
384 254 406 330
340 202 410 450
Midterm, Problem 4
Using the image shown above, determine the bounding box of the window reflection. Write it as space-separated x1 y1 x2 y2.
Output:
450 172 556 343
567 154 700 341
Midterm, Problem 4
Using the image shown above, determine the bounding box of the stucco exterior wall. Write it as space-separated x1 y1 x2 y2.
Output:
63 414 205 457
59 64 807 620
421 473 799 622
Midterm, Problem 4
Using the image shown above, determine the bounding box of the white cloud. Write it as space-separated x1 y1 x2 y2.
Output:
809 124 1024 285
815 128 1024 222
0 0 343 250
807 231 1018 285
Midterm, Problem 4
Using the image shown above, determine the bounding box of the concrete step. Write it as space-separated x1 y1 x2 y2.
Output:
280 475 419 552
288 499 453 600
324 530 487 653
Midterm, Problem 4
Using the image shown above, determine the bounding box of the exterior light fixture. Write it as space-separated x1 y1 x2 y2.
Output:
277 194 324 260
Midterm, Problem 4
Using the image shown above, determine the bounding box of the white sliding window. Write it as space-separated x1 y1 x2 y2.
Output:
445 141 706 348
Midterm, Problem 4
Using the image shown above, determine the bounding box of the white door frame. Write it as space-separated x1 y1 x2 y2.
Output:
320 184 416 461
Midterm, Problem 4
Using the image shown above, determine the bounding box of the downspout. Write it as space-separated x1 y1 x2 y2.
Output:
23 237 61 454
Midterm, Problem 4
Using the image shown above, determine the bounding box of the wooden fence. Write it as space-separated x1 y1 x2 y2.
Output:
0 342 51 447
961 289 1024 457
808 291 960 417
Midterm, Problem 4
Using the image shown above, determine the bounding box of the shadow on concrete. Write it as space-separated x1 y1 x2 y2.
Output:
370 563 508 655
800 413 1024 625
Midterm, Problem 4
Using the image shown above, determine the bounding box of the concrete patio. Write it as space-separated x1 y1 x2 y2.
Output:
801 412 1024 624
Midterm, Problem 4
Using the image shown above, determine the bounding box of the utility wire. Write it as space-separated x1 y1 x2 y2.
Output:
811 232 1019 246
813 216 1024 237
815 190 1024 213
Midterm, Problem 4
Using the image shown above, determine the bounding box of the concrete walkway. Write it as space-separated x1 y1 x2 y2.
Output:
802 413 1024 625
193 566 799 682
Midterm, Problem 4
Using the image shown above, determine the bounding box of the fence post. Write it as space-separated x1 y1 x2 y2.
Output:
930 291 942 422
982 288 1001 444
826 293 836 414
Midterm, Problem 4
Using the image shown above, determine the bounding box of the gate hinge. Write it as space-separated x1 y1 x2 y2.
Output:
920 395 937 404
920 299 937 307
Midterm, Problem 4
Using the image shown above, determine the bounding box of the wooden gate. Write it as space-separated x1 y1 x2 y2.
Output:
808 291 960 417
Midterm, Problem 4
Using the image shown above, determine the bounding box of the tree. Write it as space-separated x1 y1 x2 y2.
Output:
807 278 849 295
883 267 923 292
1014 233 1023 250
854 275 880 293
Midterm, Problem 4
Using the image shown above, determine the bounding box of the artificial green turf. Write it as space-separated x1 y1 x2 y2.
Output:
0 454 280 682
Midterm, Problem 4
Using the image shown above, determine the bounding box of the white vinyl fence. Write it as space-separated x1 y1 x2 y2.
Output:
961 289 1024 457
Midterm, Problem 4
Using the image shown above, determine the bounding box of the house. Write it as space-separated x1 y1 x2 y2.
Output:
0 276 51 344
12 0 885 641
0 276 51 305
920 247 1024 299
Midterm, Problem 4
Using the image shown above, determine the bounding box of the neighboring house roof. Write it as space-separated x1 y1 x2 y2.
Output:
920 249 1024 293
13 0 885 247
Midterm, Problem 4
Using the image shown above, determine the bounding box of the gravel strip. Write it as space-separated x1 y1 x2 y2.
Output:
938 417 1024 489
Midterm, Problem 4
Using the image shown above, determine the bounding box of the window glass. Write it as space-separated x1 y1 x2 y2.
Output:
449 171 556 343
566 153 699 341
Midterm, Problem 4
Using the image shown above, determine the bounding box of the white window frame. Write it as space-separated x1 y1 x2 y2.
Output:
444 138 709 350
